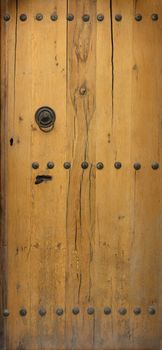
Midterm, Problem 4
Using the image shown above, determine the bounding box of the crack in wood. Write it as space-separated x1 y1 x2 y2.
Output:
14 0 18 134
110 0 114 128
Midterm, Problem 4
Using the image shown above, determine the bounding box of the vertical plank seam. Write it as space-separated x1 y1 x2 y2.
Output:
14 0 18 130
0 1 5 348
110 0 114 130
65 0 69 347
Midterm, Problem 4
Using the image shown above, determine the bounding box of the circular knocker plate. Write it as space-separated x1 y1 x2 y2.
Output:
35 106 56 132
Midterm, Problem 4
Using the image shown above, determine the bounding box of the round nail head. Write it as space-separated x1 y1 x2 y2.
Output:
133 307 141 315
72 307 80 315
96 162 104 170
32 162 39 169
4 14 10 21
151 14 158 21
3 309 10 317
115 14 122 22
118 307 127 315
81 161 89 169
64 162 71 169
56 308 64 316
152 162 159 170
134 163 141 170
20 308 27 317
20 14 27 21
148 307 156 315
51 14 58 21
104 307 112 315
97 14 104 21
135 14 142 21
36 13 43 21
82 14 90 22
67 14 74 21
87 307 95 315
47 162 54 169
114 161 122 169
39 308 46 317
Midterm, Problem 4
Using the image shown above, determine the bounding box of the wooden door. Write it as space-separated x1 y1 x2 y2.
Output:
1 1 162 349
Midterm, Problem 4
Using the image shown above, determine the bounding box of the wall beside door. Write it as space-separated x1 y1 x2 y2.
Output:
1 1 162 350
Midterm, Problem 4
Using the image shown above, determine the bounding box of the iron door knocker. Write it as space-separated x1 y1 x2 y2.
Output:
35 106 56 133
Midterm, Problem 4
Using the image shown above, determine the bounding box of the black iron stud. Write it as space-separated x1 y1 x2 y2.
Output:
47 162 54 169
20 14 27 21
151 14 158 21
148 307 156 315
81 161 89 169
72 307 80 315
96 162 104 170
134 163 141 170
36 13 43 21
114 161 122 169
104 307 112 315
51 14 58 21
32 162 39 169
118 307 127 315
4 14 10 21
39 308 46 317
97 14 104 21
56 308 64 316
135 14 142 21
67 14 74 21
82 14 90 22
64 162 71 169
19 308 27 317
115 14 122 22
80 86 87 95
133 307 141 315
3 309 10 317
152 162 159 170
87 307 95 315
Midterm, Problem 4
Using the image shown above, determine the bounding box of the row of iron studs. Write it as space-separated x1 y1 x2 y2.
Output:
32 162 160 170
3 13 159 22
3 306 156 317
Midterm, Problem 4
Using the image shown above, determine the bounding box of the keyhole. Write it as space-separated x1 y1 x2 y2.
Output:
10 138 14 146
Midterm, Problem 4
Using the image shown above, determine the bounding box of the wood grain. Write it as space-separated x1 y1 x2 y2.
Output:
0 1 9 348
1 2 18 349
129 1 162 348
0 0 162 349
1 1 67 349
66 1 97 348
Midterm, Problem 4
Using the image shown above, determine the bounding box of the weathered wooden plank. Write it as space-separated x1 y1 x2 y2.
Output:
95 1 134 348
92 0 114 347
0 0 162 349
66 0 97 348
28 1 67 349
27 1 67 349
1 1 67 349
6 1 34 348
129 1 162 348
0 1 14 348
1 1 20 349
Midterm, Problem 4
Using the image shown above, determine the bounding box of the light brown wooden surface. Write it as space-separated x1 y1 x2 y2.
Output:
1 1 162 349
